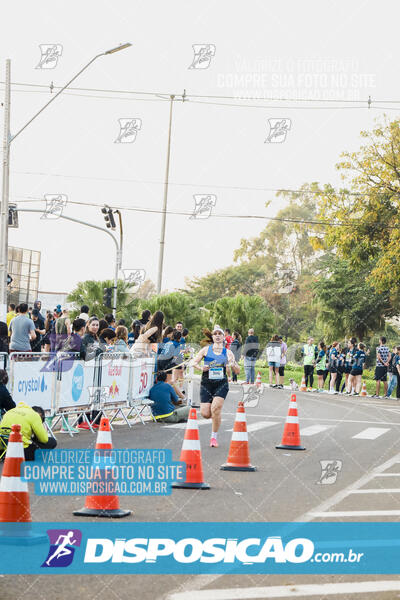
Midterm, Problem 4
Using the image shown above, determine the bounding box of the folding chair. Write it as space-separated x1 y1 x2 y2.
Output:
0 427 11 461
125 397 157 425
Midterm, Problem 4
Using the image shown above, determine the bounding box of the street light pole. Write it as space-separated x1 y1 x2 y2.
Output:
0 59 11 322
15 208 120 317
157 94 175 294
0 43 131 321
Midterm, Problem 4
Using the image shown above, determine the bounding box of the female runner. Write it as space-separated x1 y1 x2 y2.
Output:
192 326 240 447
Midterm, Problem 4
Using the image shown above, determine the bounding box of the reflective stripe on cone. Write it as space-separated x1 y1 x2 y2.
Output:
221 402 256 471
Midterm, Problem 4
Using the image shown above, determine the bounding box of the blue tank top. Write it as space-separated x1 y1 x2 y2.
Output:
202 345 228 382
204 345 228 366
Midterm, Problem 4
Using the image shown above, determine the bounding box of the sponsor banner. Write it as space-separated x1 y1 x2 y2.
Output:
12 360 54 410
21 449 185 496
99 356 131 403
58 360 97 408
131 358 154 399
1 523 400 574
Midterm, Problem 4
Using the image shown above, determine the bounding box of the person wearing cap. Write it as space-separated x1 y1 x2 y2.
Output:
31 308 45 352
192 326 240 448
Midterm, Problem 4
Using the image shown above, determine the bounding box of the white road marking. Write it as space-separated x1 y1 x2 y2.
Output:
352 427 390 439
349 488 400 494
311 510 400 517
166 581 400 600
165 419 225 430
300 424 333 436
375 473 400 477
298 450 400 522
226 411 400 427
226 421 279 433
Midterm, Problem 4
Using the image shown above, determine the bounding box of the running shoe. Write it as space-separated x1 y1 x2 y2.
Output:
307 387 313 392
210 437 218 448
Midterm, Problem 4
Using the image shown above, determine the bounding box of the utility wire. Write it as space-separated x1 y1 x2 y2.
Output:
2 81 400 105
11 170 398 197
10 195 398 228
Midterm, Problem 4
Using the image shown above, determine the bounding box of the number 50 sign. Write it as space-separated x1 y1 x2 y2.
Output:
132 359 154 398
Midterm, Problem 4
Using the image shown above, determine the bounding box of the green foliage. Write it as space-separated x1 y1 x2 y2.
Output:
183 260 268 304
313 255 392 341
210 294 274 345
67 279 140 321
315 117 400 308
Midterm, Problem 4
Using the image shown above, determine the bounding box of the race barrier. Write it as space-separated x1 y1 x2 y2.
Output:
7 351 157 434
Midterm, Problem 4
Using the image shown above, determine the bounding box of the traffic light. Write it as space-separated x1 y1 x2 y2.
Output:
8 204 18 228
103 287 112 308
101 205 116 229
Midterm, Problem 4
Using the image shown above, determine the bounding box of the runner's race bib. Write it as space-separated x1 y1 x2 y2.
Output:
209 367 224 380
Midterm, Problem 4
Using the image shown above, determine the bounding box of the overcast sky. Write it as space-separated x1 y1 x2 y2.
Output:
1 0 398 296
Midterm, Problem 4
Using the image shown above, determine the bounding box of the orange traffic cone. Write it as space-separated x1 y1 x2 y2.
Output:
276 394 306 451
73 417 131 518
172 408 210 489
256 372 262 388
0 424 47 545
0 424 31 523
221 402 256 471
360 381 367 396
300 376 307 392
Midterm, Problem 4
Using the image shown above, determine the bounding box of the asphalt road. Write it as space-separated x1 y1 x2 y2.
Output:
2 382 400 599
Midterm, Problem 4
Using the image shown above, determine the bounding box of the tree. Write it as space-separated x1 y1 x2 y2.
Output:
315 117 400 308
67 279 140 320
210 294 274 345
234 183 323 283
313 256 393 340
183 260 269 304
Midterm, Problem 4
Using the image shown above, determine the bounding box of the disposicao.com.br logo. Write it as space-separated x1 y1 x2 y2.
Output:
84 536 315 564
42 529 82 568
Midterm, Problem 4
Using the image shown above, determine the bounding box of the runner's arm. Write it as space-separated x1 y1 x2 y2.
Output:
192 347 208 371
227 349 240 374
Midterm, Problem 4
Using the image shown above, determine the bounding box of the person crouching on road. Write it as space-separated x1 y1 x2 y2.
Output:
150 371 190 423
0 402 57 461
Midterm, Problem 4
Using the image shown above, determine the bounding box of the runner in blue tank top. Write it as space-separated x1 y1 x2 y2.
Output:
192 326 240 447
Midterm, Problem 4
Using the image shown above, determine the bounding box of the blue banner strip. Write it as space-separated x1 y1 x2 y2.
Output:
1 522 400 574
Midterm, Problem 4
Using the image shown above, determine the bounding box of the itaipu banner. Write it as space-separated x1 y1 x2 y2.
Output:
1 522 400 574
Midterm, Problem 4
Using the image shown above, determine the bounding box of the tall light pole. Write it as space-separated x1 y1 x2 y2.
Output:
0 43 131 321
157 94 175 294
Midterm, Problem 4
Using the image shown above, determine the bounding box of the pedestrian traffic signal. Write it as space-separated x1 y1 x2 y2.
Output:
103 287 112 308
101 205 116 230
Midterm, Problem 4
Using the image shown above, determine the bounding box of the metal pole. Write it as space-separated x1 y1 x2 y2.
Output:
113 210 123 318
157 94 175 294
0 59 11 322
14 209 120 316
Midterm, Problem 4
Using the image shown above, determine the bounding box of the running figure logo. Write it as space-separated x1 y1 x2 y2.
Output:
36 44 63 69
190 195 217 219
317 460 343 485
265 118 291 143
115 118 142 143
123 269 146 288
188 44 216 69
41 194 68 220
42 529 82 568
242 384 264 408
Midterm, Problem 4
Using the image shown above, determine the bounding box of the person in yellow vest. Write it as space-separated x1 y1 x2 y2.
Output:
6 303 16 336
0 402 57 461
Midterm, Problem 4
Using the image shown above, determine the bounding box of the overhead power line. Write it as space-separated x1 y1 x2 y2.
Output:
1 81 400 110
11 170 398 197
10 195 399 228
